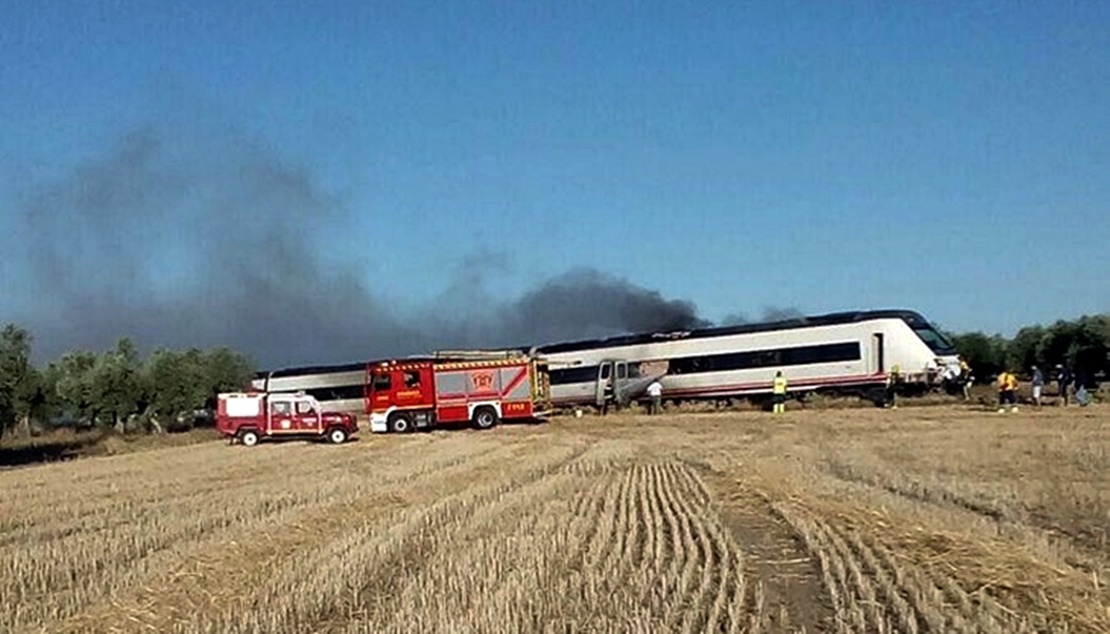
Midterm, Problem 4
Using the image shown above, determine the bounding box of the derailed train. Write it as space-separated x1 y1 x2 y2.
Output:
251 309 959 413
532 309 957 408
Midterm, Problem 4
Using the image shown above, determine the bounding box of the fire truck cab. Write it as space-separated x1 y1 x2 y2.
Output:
216 392 359 446
367 357 550 433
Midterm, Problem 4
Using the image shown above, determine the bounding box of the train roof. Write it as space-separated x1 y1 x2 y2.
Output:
256 353 532 378
255 309 940 377
529 309 935 355
257 360 370 379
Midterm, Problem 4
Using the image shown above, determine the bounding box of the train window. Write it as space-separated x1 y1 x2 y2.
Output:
549 366 600 385
668 357 694 375
600 365 611 380
782 342 860 365
372 373 391 392
669 342 860 375
306 385 365 401
335 385 365 400
617 365 627 379
911 325 956 355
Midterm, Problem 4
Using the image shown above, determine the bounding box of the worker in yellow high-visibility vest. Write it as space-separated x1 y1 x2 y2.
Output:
772 371 788 414
886 364 902 409
997 370 1019 413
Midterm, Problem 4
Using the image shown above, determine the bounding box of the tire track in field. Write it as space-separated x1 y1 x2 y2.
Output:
710 479 833 633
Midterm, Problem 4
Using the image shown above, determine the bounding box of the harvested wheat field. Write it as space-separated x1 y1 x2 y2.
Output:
1 405 1107 633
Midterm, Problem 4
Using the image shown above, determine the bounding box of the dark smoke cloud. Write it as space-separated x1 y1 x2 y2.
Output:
504 269 711 344
9 126 719 368
720 306 805 327
14 127 400 367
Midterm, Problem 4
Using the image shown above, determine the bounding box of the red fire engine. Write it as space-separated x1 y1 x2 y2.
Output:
216 392 359 446
366 356 551 433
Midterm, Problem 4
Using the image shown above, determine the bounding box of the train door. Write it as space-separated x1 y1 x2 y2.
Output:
614 361 629 405
871 333 885 374
594 362 614 407
593 360 631 408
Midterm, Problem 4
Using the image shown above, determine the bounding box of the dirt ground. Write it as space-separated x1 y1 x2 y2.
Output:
1 404 1106 633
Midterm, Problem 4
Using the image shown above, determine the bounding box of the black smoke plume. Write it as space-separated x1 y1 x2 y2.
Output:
8 127 717 368
720 306 805 327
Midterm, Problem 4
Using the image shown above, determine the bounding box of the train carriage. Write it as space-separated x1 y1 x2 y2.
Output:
249 309 958 414
251 361 370 413
530 309 958 408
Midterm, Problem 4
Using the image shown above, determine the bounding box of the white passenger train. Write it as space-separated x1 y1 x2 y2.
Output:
250 309 958 413
530 309 958 408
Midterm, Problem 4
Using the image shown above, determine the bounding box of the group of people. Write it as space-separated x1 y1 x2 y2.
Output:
629 361 1093 417
1000 364 1092 411
642 370 791 415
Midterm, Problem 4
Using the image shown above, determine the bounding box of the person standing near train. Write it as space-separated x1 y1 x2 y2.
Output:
646 379 663 415
997 370 1019 413
1056 365 1072 406
1031 365 1045 407
959 356 973 400
771 371 788 413
886 365 902 409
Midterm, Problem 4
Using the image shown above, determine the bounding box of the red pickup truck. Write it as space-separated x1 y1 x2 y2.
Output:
216 392 358 446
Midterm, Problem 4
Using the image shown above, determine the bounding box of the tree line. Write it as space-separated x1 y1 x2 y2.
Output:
948 314 1109 385
0 324 253 439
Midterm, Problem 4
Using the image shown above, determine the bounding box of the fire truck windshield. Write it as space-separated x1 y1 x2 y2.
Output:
371 373 391 392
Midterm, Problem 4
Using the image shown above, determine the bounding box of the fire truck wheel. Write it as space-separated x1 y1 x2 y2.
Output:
239 429 260 447
388 413 414 434
327 427 348 444
473 407 499 430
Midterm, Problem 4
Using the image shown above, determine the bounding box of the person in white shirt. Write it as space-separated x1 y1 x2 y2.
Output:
646 380 663 415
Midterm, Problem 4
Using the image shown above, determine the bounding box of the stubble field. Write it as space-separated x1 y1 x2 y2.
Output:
1 404 1107 633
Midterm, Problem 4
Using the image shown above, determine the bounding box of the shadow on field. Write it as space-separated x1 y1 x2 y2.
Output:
0 433 101 468
1 428 223 469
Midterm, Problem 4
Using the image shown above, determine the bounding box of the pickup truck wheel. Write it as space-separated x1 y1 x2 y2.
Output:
239 429 260 447
473 407 499 430
388 413 414 434
327 427 348 444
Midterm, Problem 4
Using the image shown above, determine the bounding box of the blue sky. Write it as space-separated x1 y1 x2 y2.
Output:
2 0 1108 357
